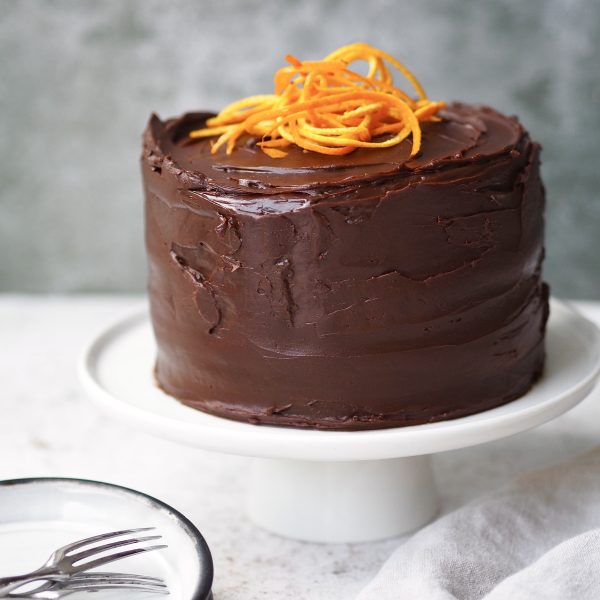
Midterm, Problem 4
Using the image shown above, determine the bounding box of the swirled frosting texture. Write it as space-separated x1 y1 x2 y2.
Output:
142 103 549 430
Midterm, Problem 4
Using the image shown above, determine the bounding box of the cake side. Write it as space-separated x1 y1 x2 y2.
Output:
142 103 549 430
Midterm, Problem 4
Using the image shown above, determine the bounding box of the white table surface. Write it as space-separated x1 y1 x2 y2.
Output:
1 295 599 600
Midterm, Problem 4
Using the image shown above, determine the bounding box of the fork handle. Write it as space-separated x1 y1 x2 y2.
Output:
0 569 60 597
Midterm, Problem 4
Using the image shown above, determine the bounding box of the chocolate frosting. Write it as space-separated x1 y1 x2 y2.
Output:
142 103 549 430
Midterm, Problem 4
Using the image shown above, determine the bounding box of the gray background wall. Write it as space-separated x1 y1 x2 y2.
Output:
1 0 599 297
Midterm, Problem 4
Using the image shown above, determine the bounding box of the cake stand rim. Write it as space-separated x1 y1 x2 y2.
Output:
79 298 600 461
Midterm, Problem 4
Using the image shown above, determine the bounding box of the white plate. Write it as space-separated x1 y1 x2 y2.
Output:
0 478 213 599
79 299 600 461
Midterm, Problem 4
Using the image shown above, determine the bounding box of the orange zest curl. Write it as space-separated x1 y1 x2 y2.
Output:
189 43 445 158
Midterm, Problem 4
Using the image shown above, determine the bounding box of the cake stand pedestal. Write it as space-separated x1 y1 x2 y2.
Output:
79 300 600 543
247 456 436 542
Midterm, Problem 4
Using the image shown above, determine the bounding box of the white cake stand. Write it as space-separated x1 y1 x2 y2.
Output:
79 299 600 543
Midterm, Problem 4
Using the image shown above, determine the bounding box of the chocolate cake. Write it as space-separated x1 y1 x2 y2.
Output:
142 45 548 430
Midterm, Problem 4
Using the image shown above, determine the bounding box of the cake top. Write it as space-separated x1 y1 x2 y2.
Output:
144 103 526 204
143 44 529 214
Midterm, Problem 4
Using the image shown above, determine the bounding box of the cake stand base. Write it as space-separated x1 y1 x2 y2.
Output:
80 299 600 543
248 456 436 543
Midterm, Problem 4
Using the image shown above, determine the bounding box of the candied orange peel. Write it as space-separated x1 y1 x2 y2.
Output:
189 43 444 158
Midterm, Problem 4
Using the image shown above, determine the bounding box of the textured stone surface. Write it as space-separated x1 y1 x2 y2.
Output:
1 0 599 297
0 295 599 599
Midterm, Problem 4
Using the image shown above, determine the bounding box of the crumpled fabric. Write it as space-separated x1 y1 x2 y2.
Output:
357 448 600 600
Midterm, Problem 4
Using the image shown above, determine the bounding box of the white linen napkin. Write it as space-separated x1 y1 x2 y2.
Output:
357 447 600 600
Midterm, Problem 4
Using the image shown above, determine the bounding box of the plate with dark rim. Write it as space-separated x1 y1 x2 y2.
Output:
0 478 213 599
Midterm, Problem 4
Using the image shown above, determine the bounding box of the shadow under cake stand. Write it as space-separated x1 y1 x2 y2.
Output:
79 299 600 543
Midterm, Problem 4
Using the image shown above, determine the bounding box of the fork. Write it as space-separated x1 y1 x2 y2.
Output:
0 528 167 597
6 572 169 598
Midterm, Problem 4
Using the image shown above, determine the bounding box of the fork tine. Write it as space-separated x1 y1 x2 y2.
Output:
67 573 166 584
69 535 162 563
65 580 166 588
54 584 168 596
73 544 168 572
67 578 167 588
70 572 165 584
60 579 168 593
51 527 156 556
70 586 168 595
